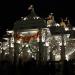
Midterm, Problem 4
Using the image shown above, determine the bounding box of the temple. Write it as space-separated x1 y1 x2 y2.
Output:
0 5 75 64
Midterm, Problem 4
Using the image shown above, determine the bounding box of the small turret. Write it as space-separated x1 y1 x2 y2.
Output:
60 18 66 28
47 13 56 27
65 19 72 29
64 17 72 28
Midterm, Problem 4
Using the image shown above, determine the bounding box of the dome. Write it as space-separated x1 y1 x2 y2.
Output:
13 5 46 31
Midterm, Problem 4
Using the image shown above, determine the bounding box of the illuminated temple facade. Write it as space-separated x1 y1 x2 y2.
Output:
0 5 75 63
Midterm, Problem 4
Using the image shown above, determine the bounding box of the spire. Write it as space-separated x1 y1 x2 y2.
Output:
47 13 56 27
28 5 33 10
27 5 38 19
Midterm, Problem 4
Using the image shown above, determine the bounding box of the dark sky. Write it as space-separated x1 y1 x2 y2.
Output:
0 0 75 36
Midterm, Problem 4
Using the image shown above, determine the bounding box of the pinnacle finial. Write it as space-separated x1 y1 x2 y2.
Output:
28 5 33 10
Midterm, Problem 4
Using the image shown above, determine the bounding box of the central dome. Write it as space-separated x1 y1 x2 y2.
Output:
13 5 47 31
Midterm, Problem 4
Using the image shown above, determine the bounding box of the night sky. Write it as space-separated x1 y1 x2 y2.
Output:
0 0 75 36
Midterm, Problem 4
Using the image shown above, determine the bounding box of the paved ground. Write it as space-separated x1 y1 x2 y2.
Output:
0 59 75 75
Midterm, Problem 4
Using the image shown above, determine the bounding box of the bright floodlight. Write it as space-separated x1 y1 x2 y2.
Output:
6 30 14 34
36 17 39 19
72 27 75 30
23 17 27 20
3 38 9 40
55 54 61 61
21 17 23 19
5 52 9 55
47 24 51 27
26 44 29 47
65 27 69 31
27 49 32 53
16 39 22 44
66 55 69 61
11 44 14 47
55 23 60 27
45 42 49 46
